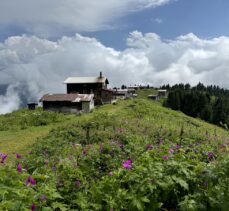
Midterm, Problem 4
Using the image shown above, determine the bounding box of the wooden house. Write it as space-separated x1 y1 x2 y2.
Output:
64 72 109 94
158 89 167 98
27 103 38 110
40 93 94 113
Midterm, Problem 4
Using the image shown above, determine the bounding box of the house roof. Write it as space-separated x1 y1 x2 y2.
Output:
64 76 109 84
101 88 114 93
40 93 94 102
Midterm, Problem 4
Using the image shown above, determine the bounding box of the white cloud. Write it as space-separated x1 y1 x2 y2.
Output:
154 18 163 24
0 0 172 36
1 31 229 113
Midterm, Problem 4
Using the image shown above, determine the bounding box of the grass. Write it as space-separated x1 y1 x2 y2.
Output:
0 96 228 156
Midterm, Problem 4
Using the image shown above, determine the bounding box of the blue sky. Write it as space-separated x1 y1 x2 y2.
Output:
1 0 229 50
85 0 229 49
1 0 229 113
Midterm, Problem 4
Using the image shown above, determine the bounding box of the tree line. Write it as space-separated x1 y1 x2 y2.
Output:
162 83 229 129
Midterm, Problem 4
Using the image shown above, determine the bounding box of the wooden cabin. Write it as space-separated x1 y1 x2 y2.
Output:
158 89 167 98
64 72 109 94
27 103 38 110
40 93 94 113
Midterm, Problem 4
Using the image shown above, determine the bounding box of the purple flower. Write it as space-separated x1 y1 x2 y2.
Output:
31 203 37 211
26 175 36 186
75 180 81 188
176 144 181 149
16 153 22 159
52 166 57 171
208 152 215 159
82 149 87 156
162 156 169 160
44 160 49 165
108 171 113 176
169 148 174 154
119 143 124 149
188 144 193 148
146 144 153 151
220 144 227 149
122 160 133 169
0 154 8 163
17 163 22 173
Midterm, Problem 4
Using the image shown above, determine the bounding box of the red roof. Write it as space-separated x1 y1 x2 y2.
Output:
40 93 93 102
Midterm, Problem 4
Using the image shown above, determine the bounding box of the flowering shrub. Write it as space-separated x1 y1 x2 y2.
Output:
0 99 228 210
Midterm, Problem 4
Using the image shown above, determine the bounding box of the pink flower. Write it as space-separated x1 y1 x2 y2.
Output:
31 203 37 211
26 175 36 186
16 153 22 159
17 163 22 173
75 180 81 188
82 149 87 156
0 154 8 163
176 144 181 149
169 149 174 154
162 156 169 160
208 152 215 159
146 144 153 151
108 171 113 176
122 160 132 169
44 160 49 165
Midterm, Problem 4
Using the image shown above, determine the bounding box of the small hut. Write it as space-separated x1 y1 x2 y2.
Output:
27 103 38 110
40 93 94 113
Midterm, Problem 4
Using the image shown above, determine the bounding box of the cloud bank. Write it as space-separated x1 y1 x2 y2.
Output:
1 31 229 113
0 0 171 36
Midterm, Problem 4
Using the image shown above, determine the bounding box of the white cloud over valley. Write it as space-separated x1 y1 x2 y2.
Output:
0 31 229 113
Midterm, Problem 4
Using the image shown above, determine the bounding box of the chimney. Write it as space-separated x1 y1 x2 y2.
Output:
99 71 102 78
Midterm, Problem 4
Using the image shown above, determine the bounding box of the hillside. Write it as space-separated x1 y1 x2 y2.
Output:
0 97 228 210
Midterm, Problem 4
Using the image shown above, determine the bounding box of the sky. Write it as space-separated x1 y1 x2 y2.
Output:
0 0 229 113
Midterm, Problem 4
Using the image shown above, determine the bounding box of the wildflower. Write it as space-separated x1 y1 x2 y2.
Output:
44 160 49 165
146 144 153 151
26 175 36 186
169 148 174 154
162 156 169 160
31 203 37 211
207 152 215 159
16 153 22 159
75 180 81 188
108 171 113 176
176 144 181 149
52 166 57 171
122 160 132 169
0 154 8 163
17 163 22 173
119 143 124 149
188 144 193 148
82 149 87 156
219 144 227 149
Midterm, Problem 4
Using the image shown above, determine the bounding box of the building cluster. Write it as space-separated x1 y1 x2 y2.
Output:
39 72 137 113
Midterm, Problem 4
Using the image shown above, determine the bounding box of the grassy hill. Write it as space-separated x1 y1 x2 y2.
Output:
0 96 228 210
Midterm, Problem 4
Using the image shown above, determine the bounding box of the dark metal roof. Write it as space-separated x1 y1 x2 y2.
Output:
64 76 109 84
40 93 94 102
